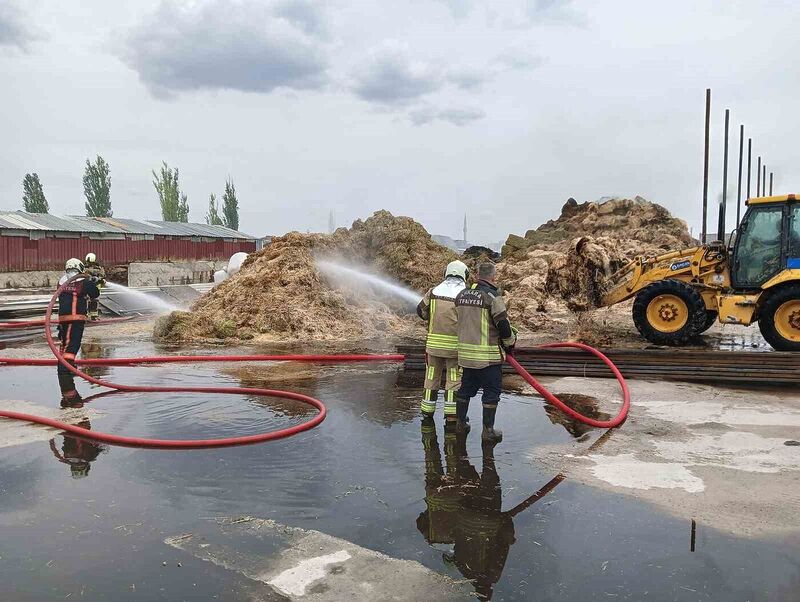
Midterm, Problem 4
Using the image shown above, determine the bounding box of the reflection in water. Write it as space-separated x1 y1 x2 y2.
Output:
50 373 107 479
544 393 610 438
416 418 515 601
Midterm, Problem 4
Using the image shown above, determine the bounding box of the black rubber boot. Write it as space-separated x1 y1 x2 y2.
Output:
482 405 501 443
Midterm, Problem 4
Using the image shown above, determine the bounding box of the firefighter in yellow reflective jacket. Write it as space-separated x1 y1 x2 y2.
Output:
417 261 469 420
454 262 516 443
84 252 106 320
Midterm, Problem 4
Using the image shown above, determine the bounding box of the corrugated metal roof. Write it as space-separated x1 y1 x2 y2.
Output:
0 211 253 239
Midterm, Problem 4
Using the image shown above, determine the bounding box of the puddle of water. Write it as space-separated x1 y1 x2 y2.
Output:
0 340 799 601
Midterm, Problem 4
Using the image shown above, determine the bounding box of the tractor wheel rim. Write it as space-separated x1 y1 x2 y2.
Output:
774 299 800 342
646 294 688 333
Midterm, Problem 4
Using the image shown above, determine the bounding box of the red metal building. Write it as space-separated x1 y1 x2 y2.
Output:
0 212 256 272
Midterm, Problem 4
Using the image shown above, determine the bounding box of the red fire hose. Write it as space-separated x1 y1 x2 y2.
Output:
507 344 630 428
0 278 629 449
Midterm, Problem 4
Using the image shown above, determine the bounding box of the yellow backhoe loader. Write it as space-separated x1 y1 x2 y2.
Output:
598 194 800 350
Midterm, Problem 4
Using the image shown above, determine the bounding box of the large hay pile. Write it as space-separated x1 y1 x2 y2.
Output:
156 198 694 346
497 196 695 320
156 211 457 343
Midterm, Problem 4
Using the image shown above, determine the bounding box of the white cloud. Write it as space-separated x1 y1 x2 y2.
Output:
0 2 39 51
118 0 329 98
350 41 442 105
409 105 485 126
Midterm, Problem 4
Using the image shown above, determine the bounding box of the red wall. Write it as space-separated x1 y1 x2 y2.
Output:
0 235 256 272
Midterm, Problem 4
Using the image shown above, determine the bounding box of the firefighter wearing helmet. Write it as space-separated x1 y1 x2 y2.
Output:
56 259 100 399
416 260 469 420
84 252 105 320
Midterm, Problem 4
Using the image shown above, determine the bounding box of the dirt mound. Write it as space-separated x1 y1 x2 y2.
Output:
155 211 457 343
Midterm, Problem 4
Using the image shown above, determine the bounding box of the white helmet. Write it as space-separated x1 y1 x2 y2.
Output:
65 258 84 273
85 252 96 264
445 260 469 281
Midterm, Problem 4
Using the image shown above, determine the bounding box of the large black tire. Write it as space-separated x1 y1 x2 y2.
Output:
632 280 707 346
758 284 800 351
698 310 718 333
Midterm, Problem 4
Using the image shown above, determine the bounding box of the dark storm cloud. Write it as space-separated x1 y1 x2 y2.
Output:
118 0 329 98
351 43 442 105
0 2 38 51
409 105 485 126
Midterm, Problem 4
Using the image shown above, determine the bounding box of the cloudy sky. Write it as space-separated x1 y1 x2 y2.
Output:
2 0 799 244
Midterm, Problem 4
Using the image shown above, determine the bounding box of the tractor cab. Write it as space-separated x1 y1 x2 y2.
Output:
731 194 800 290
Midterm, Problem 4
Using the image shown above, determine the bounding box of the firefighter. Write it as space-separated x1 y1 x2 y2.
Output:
416 260 469 420
454 262 516 443
416 418 461 549
449 433 515 601
416 423 516 601
57 258 100 376
84 252 105 320
49 418 105 479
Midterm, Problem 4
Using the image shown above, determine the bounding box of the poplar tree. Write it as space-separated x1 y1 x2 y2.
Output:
22 173 49 213
221 178 239 231
205 193 223 225
83 156 112 217
152 162 190 222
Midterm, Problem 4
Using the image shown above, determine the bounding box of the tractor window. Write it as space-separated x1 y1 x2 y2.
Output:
789 205 800 265
733 205 784 287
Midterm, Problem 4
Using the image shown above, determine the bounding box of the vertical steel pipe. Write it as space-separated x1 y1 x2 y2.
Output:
736 125 744 225
757 156 762 196
702 89 711 242
747 139 752 200
718 109 729 241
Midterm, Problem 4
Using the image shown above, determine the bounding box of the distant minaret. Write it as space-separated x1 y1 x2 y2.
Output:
463 213 467 242
328 210 335 234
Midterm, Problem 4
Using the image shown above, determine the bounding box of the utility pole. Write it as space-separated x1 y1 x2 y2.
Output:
702 88 711 243
463 213 467 242
763 164 767 196
718 109 729 242
770 172 774 195
736 124 744 226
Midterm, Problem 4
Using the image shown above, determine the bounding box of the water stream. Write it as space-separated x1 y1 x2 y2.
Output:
316 259 422 305
104 281 181 314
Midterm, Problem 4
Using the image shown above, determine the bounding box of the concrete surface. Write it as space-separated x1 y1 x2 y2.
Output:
128 261 226 287
520 375 800 537
165 516 471 601
0 270 62 289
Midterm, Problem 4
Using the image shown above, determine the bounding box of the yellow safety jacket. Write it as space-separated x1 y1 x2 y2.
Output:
455 280 516 369
417 277 467 358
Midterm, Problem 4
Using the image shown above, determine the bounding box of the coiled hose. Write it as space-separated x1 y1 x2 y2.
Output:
0 277 629 449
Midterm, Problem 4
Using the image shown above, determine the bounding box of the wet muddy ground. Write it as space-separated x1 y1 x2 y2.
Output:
1 338 799 601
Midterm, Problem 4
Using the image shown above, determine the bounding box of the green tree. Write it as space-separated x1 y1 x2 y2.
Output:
205 193 223 225
83 155 112 217
221 178 239 230
22 173 49 213
152 161 190 222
